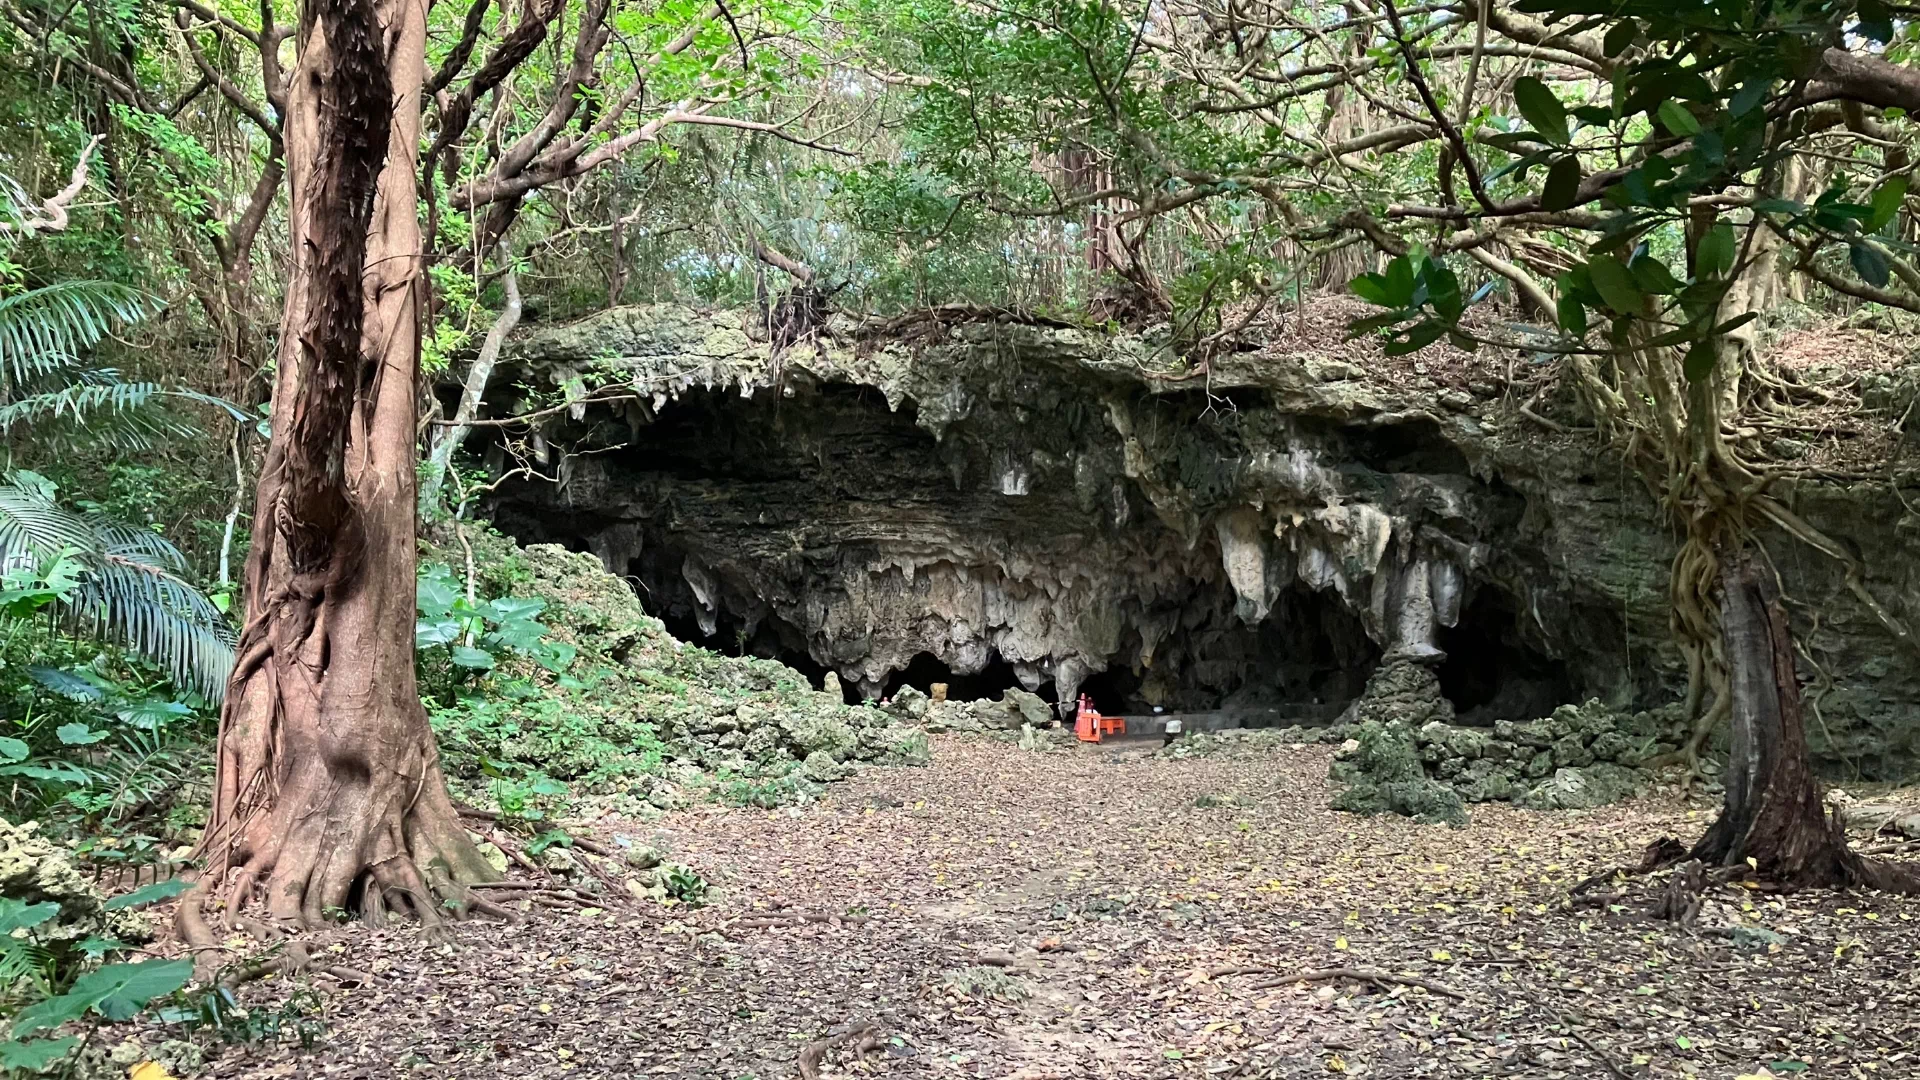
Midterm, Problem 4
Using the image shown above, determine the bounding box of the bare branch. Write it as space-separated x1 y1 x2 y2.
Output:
1 135 103 236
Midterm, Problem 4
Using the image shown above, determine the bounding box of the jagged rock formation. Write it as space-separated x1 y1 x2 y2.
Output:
474 304 1920 777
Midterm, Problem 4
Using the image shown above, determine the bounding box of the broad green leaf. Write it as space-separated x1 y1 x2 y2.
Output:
1850 242 1891 288
65 957 193 1022
1683 338 1719 383
1630 256 1681 295
1587 256 1643 314
1425 262 1463 321
104 878 192 909
115 700 191 731
1729 81 1767 118
450 646 496 670
488 596 546 622
1542 156 1582 211
0 1036 78 1071
9 994 89 1039
536 641 578 673
1513 77 1569 144
416 575 458 618
1869 177 1908 232
1382 257 1416 308
1695 222 1736 278
1657 100 1701 136
1602 19 1637 58
1348 273 1392 307
1384 320 1445 356
27 666 103 700
75 935 122 958
55 723 105 746
415 618 462 647
0 737 27 763
0 897 59 933
1558 296 1588 338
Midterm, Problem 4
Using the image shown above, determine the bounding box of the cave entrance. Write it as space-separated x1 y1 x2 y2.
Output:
1075 666 1142 715
881 653 1036 705
1436 589 1575 725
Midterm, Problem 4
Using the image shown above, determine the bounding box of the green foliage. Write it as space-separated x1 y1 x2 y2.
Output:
0 882 190 1073
415 561 576 699
660 863 709 906
0 474 234 698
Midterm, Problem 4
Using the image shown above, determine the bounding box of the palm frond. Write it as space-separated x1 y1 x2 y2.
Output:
0 381 201 453
0 482 234 699
0 281 157 387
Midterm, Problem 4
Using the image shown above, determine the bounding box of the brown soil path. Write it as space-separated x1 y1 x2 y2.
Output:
212 736 1920 1079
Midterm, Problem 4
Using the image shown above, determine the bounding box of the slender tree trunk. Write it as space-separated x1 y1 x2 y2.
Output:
181 0 495 945
421 242 521 513
1688 555 1916 891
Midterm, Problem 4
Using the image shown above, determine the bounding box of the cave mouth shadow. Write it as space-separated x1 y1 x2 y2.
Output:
1436 589 1576 725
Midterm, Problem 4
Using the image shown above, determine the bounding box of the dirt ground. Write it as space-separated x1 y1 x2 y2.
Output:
205 736 1920 1080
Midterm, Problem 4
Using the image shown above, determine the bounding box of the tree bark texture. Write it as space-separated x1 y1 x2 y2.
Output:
1690 555 1916 892
183 0 495 941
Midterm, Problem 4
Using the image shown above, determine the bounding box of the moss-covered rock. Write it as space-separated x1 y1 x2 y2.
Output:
1329 697 1679 823
1329 721 1469 826
419 525 931 808
0 819 148 946
1517 763 1645 810
1337 661 1454 728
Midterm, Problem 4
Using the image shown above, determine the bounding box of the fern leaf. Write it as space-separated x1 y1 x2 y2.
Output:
0 482 234 699
0 282 156 388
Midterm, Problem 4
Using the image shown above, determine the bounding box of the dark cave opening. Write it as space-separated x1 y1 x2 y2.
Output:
1074 666 1141 715
1436 589 1576 725
880 653 1036 704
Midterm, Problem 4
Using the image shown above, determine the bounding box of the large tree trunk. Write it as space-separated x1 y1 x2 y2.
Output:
1689 556 1916 892
181 0 495 945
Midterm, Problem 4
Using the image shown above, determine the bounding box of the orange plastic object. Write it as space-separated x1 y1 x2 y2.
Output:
1074 694 1124 742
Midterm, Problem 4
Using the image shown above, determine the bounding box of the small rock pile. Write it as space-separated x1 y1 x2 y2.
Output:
1330 696 1685 824
1413 699 1685 810
920 686 1055 733
0 818 148 945
1330 719 1470 826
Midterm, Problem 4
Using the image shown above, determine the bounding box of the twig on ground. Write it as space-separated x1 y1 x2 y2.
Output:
798 1020 878 1080
1560 1015 1634 1080
729 913 871 930
487 831 544 874
1243 967 1466 1000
